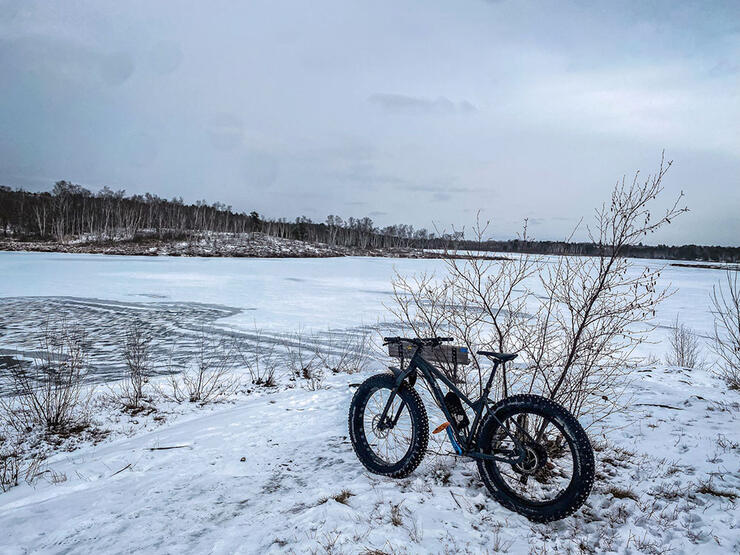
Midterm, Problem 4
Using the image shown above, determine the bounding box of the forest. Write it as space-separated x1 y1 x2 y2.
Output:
1 182 738 262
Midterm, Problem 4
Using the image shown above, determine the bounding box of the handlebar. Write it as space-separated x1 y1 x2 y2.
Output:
382 336 453 347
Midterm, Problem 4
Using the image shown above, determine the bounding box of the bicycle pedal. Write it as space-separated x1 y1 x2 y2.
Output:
432 422 450 434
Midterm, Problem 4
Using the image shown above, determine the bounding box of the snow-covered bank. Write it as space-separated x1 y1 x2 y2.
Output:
0 233 474 261
1 366 738 554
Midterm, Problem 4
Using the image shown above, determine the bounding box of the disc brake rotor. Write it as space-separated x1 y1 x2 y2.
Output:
513 443 548 475
371 414 390 439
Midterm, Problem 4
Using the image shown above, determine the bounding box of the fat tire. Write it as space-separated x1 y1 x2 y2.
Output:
476 394 594 522
348 373 428 478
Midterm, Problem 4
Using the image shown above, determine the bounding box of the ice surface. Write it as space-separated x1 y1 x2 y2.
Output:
0 252 416 332
0 251 726 346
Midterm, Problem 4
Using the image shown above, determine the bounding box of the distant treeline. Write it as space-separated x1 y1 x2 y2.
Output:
0 182 447 249
1 182 738 262
466 239 740 263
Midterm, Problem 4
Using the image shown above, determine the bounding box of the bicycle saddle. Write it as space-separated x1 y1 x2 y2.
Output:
477 351 518 363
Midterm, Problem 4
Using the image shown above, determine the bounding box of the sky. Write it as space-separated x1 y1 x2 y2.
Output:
1 0 738 245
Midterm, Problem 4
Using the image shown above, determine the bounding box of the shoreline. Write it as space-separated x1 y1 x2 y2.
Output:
1 240 735 267
0 236 510 261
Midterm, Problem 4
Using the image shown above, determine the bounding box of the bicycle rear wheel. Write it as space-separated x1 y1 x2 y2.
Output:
476 394 594 522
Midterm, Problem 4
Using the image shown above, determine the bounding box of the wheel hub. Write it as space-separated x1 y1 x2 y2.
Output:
372 414 391 438
514 443 548 475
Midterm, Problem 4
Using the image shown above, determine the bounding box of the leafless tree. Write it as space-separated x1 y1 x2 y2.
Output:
0 321 91 433
522 156 686 422
390 155 687 423
118 320 153 409
665 316 703 369
711 271 740 390
5 180 729 260
389 217 538 398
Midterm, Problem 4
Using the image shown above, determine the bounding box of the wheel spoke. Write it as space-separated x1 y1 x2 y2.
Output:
363 388 413 465
483 409 577 504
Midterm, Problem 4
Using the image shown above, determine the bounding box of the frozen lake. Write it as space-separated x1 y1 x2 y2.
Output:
0 250 729 379
0 252 416 332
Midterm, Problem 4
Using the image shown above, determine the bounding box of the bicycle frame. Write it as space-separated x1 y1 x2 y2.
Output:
378 344 530 466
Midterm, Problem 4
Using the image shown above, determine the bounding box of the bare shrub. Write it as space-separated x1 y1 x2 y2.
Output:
23 457 44 485
521 157 686 423
233 328 280 387
696 479 739 501
711 271 740 390
316 331 372 374
286 330 319 375
0 449 20 492
604 485 640 502
665 316 703 369
389 501 404 526
163 331 238 403
118 320 153 409
390 225 537 398
390 155 686 423
286 331 324 389
0 321 91 433
301 365 325 391
317 489 355 506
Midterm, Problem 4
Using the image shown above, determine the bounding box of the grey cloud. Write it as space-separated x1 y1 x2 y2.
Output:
709 58 740 76
0 36 133 87
99 51 134 86
123 132 158 167
329 162 409 188
551 216 578 222
403 184 486 194
241 150 279 189
148 41 183 75
0 0 22 23
208 114 245 151
368 93 478 115
0 1 738 245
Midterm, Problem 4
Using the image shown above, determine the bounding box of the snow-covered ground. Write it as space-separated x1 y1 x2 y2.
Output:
0 366 738 553
1 251 739 553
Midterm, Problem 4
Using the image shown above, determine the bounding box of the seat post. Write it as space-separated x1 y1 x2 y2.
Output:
502 361 508 398
482 360 499 399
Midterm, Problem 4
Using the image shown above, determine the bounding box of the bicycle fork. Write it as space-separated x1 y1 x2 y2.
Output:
377 388 406 431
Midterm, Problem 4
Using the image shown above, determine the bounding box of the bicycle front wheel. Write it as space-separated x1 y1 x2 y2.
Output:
476 394 594 522
348 373 428 478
